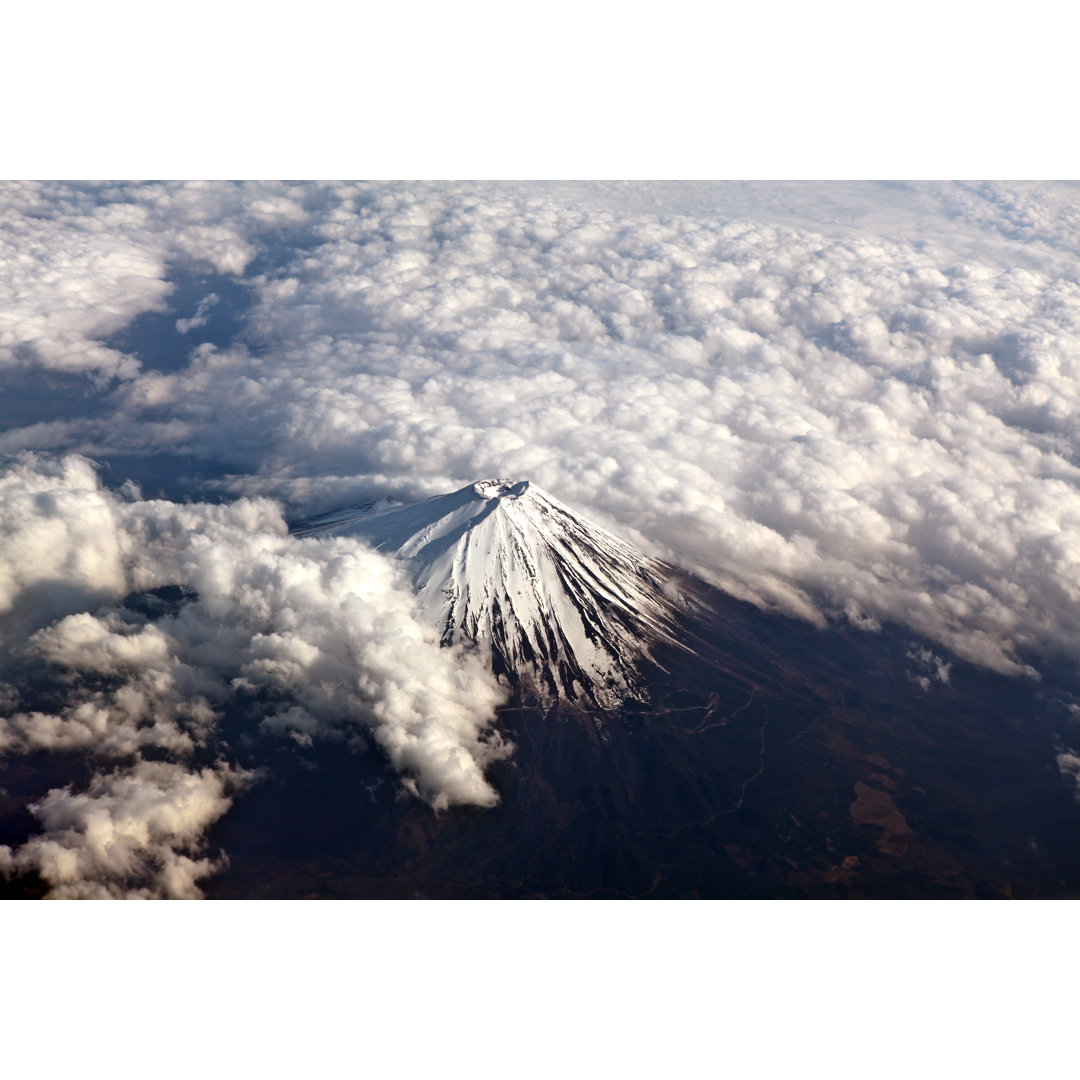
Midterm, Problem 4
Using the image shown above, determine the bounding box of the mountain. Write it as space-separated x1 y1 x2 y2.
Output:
292 479 681 706
265 477 1080 901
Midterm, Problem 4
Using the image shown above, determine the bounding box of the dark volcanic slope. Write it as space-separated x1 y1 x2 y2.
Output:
202 574 1080 900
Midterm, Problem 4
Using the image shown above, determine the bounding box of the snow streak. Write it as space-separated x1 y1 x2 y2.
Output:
295 479 680 706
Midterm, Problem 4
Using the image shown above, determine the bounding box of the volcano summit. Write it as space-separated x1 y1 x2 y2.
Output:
293 479 681 706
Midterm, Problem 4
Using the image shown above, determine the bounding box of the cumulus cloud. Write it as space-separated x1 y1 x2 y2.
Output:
0 760 246 899
922 181 1080 261
0 453 137 636
0 181 312 379
0 612 217 757
176 292 220 333
0 452 508 801
906 646 952 692
0 452 510 896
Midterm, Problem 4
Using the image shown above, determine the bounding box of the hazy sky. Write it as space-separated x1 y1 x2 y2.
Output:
4 180 1080 895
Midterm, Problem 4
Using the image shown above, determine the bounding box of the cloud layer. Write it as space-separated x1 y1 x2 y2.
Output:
27 180 1076 678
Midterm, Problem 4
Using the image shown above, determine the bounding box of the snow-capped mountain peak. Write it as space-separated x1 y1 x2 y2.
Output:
293 479 680 706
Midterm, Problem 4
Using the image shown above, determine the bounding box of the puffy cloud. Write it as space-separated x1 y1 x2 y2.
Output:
0 453 508 803
0 612 217 757
159 522 512 809
1056 745 1080 802
0 452 510 896
176 293 220 333
0 453 136 636
0 184 166 379
0 760 246 899
0 181 311 379
906 646 952 692
921 181 1080 260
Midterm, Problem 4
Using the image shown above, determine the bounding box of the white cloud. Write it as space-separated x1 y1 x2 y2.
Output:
0 453 508 806
906 646 952 693
0 182 308 379
0 451 510 896
176 292 220 333
0 453 135 635
1056 746 1080 802
0 760 247 899
0 612 217 757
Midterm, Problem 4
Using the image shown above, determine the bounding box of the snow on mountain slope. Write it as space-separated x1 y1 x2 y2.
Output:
293 479 681 706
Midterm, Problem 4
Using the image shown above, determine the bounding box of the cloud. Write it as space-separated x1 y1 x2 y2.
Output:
0 182 309 379
0 612 217 757
0 452 510 896
0 760 247 899
176 292 220 333
0 452 508 804
0 453 136 636
921 181 1080 259
906 646 952 692
1056 745 1080 802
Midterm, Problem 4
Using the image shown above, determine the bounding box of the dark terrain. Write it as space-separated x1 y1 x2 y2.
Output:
200 579 1080 900
4 577 1078 900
